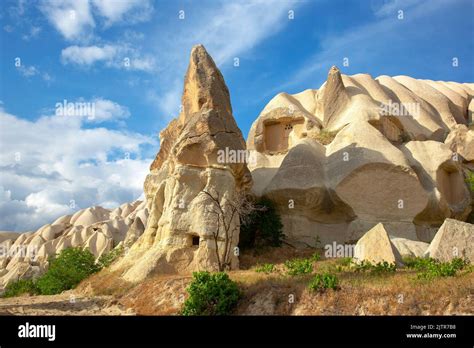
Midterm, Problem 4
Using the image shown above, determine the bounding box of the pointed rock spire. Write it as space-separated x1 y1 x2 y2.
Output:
180 44 232 122
321 65 349 127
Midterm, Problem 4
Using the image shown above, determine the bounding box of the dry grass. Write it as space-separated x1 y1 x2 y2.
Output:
232 249 474 315
43 246 474 315
76 268 135 298
311 129 338 145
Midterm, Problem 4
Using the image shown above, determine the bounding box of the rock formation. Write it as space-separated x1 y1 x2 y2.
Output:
353 223 403 265
424 218 474 262
0 201 147 292
112 45 252 282
1 48 473 290
390 238 429 258
247 66 474 247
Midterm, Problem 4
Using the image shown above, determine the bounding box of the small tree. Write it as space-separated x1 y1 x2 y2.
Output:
239 197 284 249
202 189 255 272
36 247 100 295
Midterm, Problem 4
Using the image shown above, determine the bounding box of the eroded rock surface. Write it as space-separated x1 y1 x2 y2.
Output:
247 66 474 247
354 223 403 265
424 219 474 262
0 201 148 292
114 45 252 282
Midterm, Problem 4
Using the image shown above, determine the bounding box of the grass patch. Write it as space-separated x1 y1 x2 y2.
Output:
314 130 338 145
308 273 339 292
351 260 397 275
403 256 471 280
285 258 313 276
254 263 275 274
3 279 40 298
97 245 124 268
310 252 321 262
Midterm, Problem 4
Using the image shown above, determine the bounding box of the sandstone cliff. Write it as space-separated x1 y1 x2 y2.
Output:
247 66 473 247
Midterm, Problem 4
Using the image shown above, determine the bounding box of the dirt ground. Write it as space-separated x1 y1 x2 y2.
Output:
0 291 132 316
0 246 473 316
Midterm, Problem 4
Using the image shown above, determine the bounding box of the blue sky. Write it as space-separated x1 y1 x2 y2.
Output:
0 0 473 231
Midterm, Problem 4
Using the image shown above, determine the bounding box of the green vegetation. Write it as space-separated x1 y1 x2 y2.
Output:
284 258 313 276
403 256 471 280
36 247 101 295
98 245 124 268
466 171 474 192
336 257 353 267
2 246 126 298
239 197 284 249
308 273 339 292
181 271 240 316
352 260 397 275
310 252 321 262
2 279 40 298
255 263 275 274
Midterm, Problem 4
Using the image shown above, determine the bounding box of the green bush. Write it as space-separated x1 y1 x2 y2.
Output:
466 171 474 192
181 272 240 316
352 260 397 274
255 263 275 274
36 247 101 295
308 273 339 292
413 257 470 280
239 197 284 249
98 245 124 268
3 279 40 298
285 258 313 276
402 256 433 270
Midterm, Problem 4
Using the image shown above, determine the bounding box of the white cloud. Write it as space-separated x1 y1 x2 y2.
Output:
61 44 156 71
372 0 424 18
91 0 153 25
22 26 41 41
61 44 117 65
0 105 156 231
3 25 14 33
270 0 451 94
146 84 182 118
91 97 131 122
16 64 53 82
191 0 301 65
39 0 153 40
147 0 303 119
39 0 95 41
53 97 130 123
16 65 39 77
